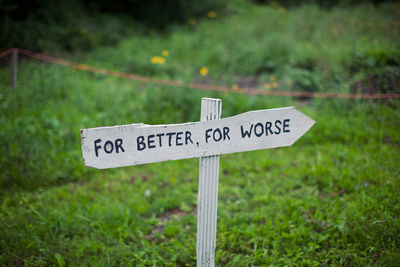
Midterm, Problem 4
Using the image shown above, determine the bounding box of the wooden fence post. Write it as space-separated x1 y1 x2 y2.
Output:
11 50 18 89
197 97 222 267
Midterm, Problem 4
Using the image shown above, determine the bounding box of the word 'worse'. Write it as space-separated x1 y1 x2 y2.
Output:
241 119 290 138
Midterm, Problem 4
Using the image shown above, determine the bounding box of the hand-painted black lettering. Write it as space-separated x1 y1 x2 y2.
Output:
156 133 164 147
265 122 273 135
223 127 230 140
205 128 212 143
137 136 146 151
254 122 264 137
104 140 114 154
166 132 176 147
94 139 102 157
283 119 290 133
185 131 193 144
176 132 183 146
241 124 253 138
274 120 282 134
115 139 125 153
213 128 222 142
148 134 156 149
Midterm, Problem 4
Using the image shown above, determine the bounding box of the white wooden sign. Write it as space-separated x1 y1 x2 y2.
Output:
80 98 315 267
81 106 315 169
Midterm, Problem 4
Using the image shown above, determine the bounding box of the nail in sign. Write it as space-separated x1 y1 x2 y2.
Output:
80 106 315 169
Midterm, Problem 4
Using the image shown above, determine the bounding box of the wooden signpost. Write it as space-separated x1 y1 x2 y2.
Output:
80 97 315 266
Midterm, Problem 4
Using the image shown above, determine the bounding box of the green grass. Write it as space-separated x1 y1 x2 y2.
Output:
1 0 400 265
1 103 399 265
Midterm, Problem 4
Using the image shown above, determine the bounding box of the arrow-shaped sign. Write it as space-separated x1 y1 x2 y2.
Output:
80 106 315 169
80 100 316 267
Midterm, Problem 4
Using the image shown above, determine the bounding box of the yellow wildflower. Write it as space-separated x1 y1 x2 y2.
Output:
233 84 239 90
208 11 217 18
264 83 271 90
272 82 279 88
270 75 276 81
150 56 165 64
162 50 169 57
200 67 208 76
188 18 197 25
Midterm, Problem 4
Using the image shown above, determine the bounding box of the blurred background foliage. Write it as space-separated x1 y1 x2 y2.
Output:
253 0 393 8
0 0 396 51
0 0 399 191
0 0 225 51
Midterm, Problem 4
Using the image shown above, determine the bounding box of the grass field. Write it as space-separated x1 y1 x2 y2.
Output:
1 0 399 266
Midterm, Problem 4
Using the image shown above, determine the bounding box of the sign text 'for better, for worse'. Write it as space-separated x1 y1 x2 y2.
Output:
81 107 315 169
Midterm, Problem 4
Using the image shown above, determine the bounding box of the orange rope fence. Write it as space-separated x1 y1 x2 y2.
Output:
2 47 400 99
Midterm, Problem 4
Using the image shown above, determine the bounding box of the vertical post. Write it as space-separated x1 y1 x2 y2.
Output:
11 50 18 89
197 97 221 267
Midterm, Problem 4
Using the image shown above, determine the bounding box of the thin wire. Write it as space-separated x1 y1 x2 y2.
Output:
2 48 400 99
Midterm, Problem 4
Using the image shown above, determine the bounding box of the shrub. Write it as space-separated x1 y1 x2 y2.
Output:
0 0 226 52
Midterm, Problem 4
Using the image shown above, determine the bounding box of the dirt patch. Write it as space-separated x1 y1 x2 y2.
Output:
158 207 188 222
